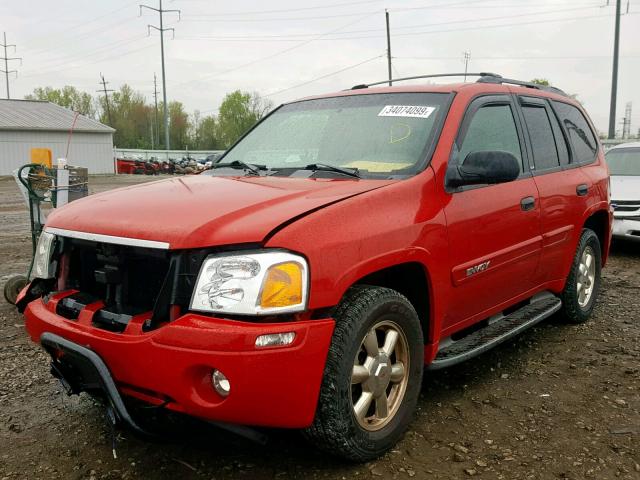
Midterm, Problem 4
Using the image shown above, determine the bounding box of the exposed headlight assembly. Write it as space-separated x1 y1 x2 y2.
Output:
31 231 57 280
190 251 309 315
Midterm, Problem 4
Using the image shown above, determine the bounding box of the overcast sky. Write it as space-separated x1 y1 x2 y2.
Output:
2 0 639 135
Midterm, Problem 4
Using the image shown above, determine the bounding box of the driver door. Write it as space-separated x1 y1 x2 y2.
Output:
442 95 542 330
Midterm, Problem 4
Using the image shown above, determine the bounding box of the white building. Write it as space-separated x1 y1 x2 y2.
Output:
0 99 115 175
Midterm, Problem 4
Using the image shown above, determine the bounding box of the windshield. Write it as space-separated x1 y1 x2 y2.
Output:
214 93 449 178
606 147 640 176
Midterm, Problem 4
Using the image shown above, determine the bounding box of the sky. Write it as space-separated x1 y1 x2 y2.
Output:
1 0 639 136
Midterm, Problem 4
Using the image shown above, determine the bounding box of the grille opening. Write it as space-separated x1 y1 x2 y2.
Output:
64 239 171 329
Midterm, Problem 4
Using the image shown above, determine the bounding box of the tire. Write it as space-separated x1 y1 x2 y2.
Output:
559 229 602 324
304 286 424 462
4 275 29 305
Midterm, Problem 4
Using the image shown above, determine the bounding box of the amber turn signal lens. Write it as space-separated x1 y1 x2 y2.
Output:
259 262 303 308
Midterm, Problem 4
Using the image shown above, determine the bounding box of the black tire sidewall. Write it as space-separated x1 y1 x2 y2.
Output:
308 287 424 460
561 229 602 323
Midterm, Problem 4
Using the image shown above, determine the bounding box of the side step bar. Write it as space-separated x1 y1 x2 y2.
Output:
428 295 562 370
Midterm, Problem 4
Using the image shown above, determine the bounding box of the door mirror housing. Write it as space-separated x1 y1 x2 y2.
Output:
447 151 521 189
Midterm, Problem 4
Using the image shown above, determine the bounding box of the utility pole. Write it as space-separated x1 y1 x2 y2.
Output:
0 32 22 99
385 10 392 86
463 51 471 82
153 73 159 150
141 0 180 150
608 0 622 139
97 73 114 126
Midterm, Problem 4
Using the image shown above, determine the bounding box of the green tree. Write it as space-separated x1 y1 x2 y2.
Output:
191 111 220 150
99 84 153 148
25 86 96 117
530 78 550 86
217 90 273 147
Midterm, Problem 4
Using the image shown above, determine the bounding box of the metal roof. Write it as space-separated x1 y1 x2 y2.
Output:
0 99 115 133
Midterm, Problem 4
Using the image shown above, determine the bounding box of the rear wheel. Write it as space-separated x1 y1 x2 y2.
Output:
559 229 602 324
304 286 423 462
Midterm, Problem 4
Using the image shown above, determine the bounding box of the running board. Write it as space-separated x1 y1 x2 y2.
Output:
428 296 562 370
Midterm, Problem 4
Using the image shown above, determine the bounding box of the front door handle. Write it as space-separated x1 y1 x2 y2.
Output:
576 184 589 196
520 196 535 211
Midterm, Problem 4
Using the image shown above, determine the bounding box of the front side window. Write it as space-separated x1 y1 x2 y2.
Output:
552 101 598 164
214 93 450 178
457 104 523 172
605 147 640 176
522 105 560 171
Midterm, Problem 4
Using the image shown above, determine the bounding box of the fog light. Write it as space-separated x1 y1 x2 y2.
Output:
211 369 230 397
255 332 296 348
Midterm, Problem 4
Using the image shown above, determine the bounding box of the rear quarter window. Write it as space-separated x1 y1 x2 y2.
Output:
552 101 598 164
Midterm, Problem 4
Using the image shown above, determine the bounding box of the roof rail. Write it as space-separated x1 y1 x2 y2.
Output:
350 72 501 89
477 74 568 97
350 72 568 97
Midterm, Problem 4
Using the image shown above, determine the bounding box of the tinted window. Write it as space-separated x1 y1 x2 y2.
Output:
552 101 598 164
605 147 640 176
522 106 560 171
458 104 523 172
547 108 570 165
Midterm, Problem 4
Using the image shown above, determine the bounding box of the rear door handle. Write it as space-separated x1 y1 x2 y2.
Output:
520 196 535 211
576 184 589 196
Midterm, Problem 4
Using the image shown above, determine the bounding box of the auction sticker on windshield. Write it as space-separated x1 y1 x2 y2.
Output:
378 105 436 118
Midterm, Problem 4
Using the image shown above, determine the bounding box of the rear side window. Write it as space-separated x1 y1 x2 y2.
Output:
458 104 523 172
522 106 560 171
552 101 598 164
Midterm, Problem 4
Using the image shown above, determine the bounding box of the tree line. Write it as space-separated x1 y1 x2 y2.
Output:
25 85 273 150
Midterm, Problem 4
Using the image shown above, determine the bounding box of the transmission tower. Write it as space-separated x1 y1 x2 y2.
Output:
153 73 159 150
622 102 632 139
463 51 471 82
0 32 22 99
140 0 180 150
97 73 115 126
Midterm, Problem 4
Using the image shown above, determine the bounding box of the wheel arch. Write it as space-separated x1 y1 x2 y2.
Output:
346 260 435 346
583 208 611 265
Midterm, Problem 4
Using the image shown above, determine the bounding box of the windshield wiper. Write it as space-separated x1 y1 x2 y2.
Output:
210 160 265 175
303 163 361 179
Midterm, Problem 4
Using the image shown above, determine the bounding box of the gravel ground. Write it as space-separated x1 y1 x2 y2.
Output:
0 175 638 480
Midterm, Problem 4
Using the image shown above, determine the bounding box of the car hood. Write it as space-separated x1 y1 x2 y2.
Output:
46 175 395 249
610 175 640 201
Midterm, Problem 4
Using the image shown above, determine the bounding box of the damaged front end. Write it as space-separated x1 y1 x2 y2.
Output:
19 231 218 333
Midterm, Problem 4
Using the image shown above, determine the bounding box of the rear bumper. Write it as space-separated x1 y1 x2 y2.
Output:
612 217 640 242
24 294 335 428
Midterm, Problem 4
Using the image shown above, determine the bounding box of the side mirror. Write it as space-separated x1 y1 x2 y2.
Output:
446 151 521 189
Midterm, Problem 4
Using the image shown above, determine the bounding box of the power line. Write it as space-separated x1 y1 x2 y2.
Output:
172 11 378 89
97 73 115 126
264 54 384 98
178 0 385 16
174 4 604 41
141 0 181 150
1 32 22 99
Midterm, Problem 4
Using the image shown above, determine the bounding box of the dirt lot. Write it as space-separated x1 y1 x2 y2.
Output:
0 175 638 480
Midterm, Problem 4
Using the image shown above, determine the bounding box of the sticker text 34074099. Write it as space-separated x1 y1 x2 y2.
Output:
378 105 436 119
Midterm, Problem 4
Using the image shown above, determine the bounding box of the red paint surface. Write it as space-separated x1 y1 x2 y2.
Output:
24 81 611 426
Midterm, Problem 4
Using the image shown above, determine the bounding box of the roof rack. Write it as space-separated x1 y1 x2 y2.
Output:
477 74 568 96
350 72 568 97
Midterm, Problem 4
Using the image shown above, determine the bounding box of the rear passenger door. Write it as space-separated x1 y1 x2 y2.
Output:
517 96 592 284
443 95 542 329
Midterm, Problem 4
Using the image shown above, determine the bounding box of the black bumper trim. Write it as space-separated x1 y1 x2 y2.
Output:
40 332 152 437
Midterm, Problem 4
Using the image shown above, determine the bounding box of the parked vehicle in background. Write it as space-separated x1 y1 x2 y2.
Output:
606 142 640 242
16 73 611 462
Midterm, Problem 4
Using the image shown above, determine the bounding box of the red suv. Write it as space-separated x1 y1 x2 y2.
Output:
18 73 611 461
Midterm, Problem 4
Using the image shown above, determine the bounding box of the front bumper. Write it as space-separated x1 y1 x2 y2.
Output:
612 217 640 242
24 292 335 428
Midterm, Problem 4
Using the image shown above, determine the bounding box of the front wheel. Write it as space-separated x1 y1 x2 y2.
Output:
559 228 602 324
4 275 28 305
304 286 423 462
